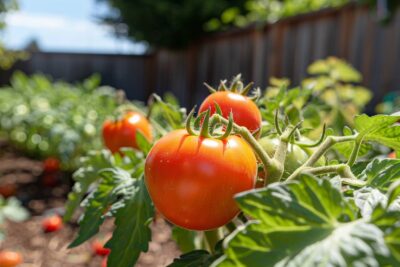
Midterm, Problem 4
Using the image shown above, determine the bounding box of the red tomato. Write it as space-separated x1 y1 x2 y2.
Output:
388 152 397 159
145 129 257 231
43 157 60 173
101 257 107 267
0 184 17 198
102 111 153 153
42 215 63 233
198 91 262 136
0 251 23 267
92 240 111 256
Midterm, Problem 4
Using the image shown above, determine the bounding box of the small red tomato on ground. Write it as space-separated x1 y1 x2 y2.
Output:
43 157 60 173
0 250 23 267
42 215 63 233
0 184 17 198
101 257 107 267
92 239 111 256
199 91 262 136
145 129 257 231
388 152 397 159
102 111 153 153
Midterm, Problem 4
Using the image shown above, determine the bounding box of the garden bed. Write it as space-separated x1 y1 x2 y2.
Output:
0 140 180 267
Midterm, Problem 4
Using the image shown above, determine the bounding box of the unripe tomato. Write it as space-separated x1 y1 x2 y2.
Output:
42 215 63 233
102 111 152 153
145 129 257 231
92 239 111 256
199 91 262 136
259 137 326 179
0 251 23 267
43 157 60 173
388 152 397 159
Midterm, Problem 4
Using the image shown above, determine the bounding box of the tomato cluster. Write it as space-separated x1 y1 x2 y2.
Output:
145 87 260 230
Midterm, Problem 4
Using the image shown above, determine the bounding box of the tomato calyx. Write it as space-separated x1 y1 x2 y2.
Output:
185 107 233 140
204 74 261 101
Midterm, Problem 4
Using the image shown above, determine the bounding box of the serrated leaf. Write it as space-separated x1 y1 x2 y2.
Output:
105 177 154 267
169 250 219 267
64 150 114 221
216 175 396 267
334 141 371 159
354 188 387 219
354 114 400 151
69 168 134 248
357 159 400 191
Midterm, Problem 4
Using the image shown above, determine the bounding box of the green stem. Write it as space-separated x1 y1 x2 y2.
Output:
226 222 237 233
204 230 220 254
287 135 357 181
341 178 366 187
303 164 357 179
347 138 363 167
213 115 278 183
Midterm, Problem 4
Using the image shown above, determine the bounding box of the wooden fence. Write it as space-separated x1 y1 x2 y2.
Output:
2 4 399 111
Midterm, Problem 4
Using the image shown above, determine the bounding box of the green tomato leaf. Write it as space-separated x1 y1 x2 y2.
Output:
105 177 154 267
64 150 114 221
354 188 387 219
215 175 397 267
357 159 400 191
169 250 220 267
354 114 400 151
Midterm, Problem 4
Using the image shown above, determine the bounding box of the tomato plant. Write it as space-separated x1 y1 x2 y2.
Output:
102 111 153 153
0 251 22 267
145 113 257 230
0 72 121 170
42 215 63 233
64 60 400 267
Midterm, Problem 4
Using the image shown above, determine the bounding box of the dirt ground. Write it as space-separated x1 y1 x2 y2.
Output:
0 141 181 267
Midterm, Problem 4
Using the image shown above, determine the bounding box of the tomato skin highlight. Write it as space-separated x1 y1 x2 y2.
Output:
199 91 262 136
102 111 153 153
42 215 63 233
145 130 257 231
0 251 23 267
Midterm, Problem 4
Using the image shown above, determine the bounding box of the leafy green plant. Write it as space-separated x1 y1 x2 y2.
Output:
0 197 29 239
64 64 400 267
261 57 372 136
0 72 122 170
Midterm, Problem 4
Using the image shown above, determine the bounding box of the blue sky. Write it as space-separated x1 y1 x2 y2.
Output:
2 0 147 54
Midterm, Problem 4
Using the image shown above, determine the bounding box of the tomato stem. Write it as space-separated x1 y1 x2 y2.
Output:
204 229 221 254
347 138 363 167
287 134 358 181
301 164 357 179
211 114 281 184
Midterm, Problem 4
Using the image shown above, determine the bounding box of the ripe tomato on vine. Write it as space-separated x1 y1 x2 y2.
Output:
102 111 153 153
145 110 257 231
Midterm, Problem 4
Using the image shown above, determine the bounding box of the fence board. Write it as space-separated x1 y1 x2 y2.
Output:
1 4 399 113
